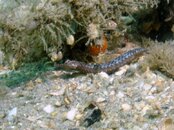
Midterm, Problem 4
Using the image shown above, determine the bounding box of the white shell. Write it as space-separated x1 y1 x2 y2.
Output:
50 51 63 62
66 35 75 46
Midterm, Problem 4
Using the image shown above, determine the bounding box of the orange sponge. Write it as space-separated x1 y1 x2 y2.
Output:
88 35 108 56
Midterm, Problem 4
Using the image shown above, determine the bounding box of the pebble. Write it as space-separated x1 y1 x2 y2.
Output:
7 107 17 122
134 101 146 111
144 69 157 79
66 108 77 121
98 72 109 79
142 83 152 91
35 78 42 83
75 113 83 120
145 96 156 103
43 105 54 114
109 90 116 96
150 86 157 94
49 87 65 96
55 101 62 107
132 126 142 130
96 97 106 103
0 112 5 119
121 103 132 111
116 91 124 98
141 105 152 115
115 65 128 76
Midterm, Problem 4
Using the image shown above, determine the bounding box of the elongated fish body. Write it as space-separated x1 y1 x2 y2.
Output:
55 48 147 74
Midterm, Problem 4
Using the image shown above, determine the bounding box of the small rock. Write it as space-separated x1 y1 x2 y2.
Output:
142 83 152 91
145 96 156 103
43 105 54 114
0 112 6 119
153 80 165 93
115 65 128 76
55 101 62 107
150 86 157 94
66 108 77 121
109 90 116 96
27 116 42 122
132 126 142 130
96 97 106 103
121 103 132 111
125 63 139 76
98 72 109 79
7 107 17 122
37 120 48 128
134 101 146 111
129 63 139 70
35 78 42 83
51 111 58 117
141 105 152 115
116 91 124 98
49 87 65 96
144 69 157 80
25 81 35 90
75 114 83 120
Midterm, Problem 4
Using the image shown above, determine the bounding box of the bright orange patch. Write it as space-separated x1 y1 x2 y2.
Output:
88 35 108 56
